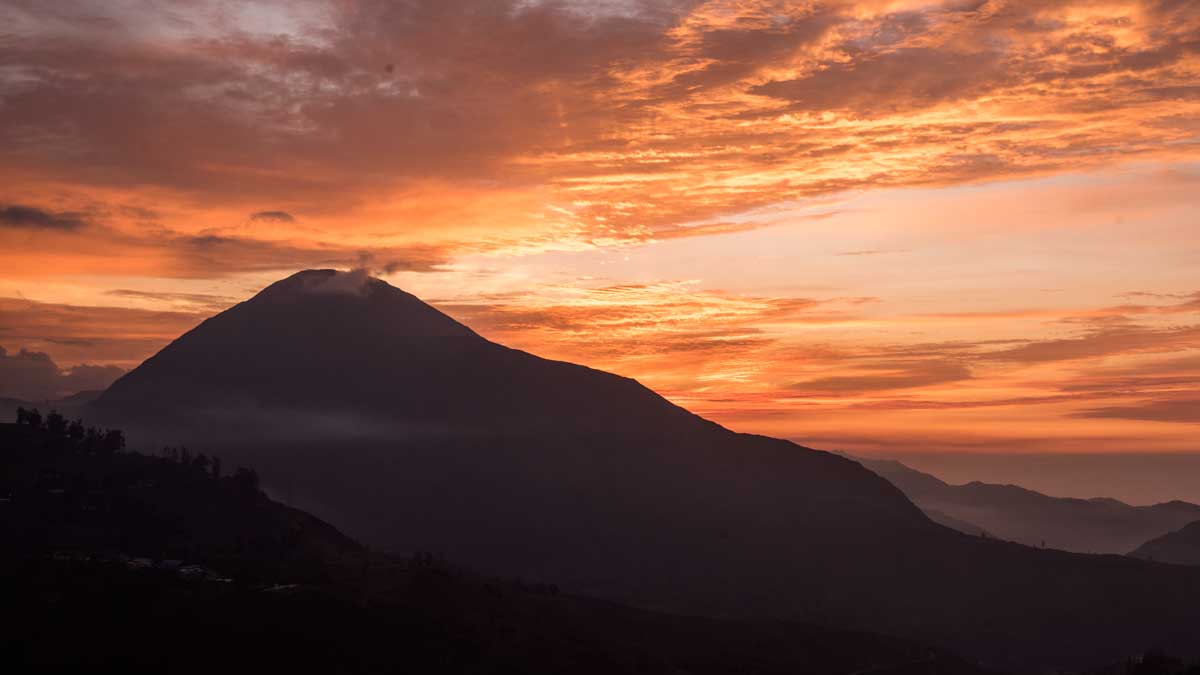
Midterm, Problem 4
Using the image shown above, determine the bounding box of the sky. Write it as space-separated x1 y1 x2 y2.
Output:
1 0 1198 473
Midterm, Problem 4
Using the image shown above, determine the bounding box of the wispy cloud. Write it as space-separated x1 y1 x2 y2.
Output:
103 289 237 311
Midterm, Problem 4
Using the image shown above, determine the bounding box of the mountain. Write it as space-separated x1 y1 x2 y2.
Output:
858 457 1200 553
1 419 991 675
94 269 712 437
87 269 1200 669
1130 521 1200 566
53 388 104 408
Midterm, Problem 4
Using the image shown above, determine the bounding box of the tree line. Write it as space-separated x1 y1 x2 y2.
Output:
12 407 259 492
15 406 125 454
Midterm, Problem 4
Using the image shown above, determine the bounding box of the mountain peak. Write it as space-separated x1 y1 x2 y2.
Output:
256 268 382 299
91 268 703 435
244 268 477 339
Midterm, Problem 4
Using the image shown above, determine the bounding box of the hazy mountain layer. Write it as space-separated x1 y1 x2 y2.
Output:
1130 521 1200 566
859 457 1200 554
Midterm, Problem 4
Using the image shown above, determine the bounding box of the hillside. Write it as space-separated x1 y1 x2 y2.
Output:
1130 521 1200 566
83 269 1200 670
0 417 990 675
858 457 1200 554
0 419 359 582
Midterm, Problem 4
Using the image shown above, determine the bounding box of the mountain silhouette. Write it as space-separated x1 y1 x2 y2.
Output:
1130 520 1200 566
858 456 1200 553
88 269 1200 670
96 269 712 436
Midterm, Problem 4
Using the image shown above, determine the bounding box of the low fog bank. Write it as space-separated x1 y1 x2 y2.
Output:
886 452 1200 506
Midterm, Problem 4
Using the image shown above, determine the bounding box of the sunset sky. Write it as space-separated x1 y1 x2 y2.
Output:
2 0 1198 462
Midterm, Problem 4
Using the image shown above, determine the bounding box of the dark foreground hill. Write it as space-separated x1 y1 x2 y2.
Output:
0 420 990 675
858 457 1200 554
0 420 359 582
85 270 1200 669
1130 521 1200 566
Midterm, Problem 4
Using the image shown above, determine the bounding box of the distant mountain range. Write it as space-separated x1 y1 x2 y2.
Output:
856 457 1200 554
1130 520 1200 566
0 390 103 420
72 269 1200 669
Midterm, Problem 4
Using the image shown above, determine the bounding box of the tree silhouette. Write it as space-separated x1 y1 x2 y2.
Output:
233 467 260 493
84 426 101 452
101 429 125 455
26 408 44 429
67 418 85 440
46 410 67 435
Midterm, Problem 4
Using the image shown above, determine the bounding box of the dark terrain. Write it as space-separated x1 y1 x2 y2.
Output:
0 419 991 675
857 457 1200 554
79 269 1200 670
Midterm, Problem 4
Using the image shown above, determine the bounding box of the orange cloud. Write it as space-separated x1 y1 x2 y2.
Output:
2 0 1199 458
1 0 1197 266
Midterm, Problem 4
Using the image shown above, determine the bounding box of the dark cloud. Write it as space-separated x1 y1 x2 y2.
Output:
0 345 124 401
104 289 237 311
1096 291 1200 317
171 233 449 276
658 11 842 95
0 216 454 278
0 204 88 230
847 391 1112 412
750 47 1007 116
1074 398 1200 424
985 326 1200 364
249 210 295 223
1118 291 1195 300
0 296 206 367
791 360 972 394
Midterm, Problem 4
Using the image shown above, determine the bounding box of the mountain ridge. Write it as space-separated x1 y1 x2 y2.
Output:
856 455 1200 553
1131 520 1200 566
